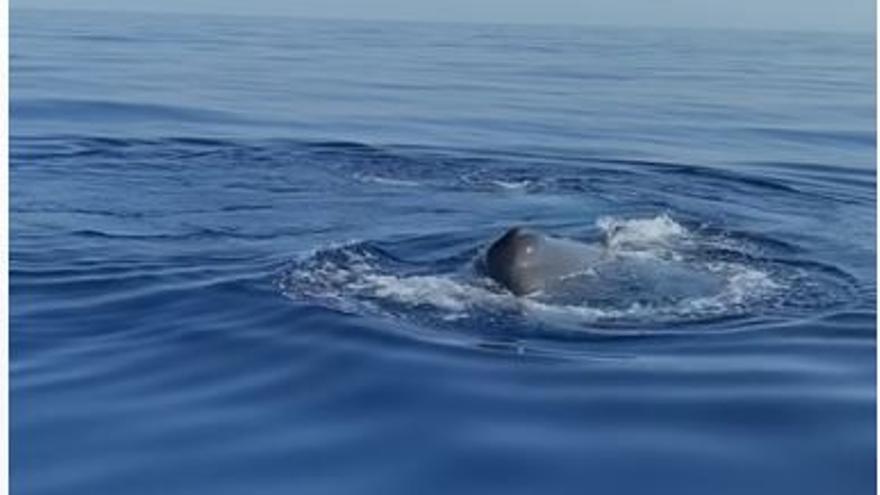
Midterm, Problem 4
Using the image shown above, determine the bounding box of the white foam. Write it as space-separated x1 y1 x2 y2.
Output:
707 263 780 305
280 244 516 318
490 180 533 190
526 267 780 325
354 174 421 187
598 213 688 250
363 273 513 314
280 216 788 329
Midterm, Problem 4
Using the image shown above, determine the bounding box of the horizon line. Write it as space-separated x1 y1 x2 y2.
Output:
12 5 875 37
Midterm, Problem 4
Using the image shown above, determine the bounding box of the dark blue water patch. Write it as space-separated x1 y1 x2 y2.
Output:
66 33 146 43
12 99 258 125
739 126 875 148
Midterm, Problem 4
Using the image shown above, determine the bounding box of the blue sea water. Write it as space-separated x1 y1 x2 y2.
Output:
10 8 877 495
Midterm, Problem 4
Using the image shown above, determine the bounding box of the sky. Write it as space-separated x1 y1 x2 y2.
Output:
15 0 875 33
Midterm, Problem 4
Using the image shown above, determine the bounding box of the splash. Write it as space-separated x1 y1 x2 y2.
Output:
277 214 850 334
278 242 515 320
598 213 688 251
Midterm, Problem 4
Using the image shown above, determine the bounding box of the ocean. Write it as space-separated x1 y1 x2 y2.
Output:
11 8 876 495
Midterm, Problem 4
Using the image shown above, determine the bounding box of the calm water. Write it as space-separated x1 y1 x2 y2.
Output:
11 9 876 495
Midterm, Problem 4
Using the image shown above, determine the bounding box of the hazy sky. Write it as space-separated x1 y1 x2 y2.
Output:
16 0 875 33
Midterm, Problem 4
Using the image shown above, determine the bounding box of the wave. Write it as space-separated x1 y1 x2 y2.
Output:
277 215 858 338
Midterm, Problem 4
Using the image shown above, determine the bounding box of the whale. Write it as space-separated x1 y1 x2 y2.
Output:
485 225 727 304
485 227 603 296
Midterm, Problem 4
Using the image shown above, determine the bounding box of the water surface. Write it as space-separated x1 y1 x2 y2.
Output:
11 9 876 495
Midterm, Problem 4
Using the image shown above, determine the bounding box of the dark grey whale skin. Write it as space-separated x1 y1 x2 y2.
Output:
485 228 539 295
485 227 726 303
485 227 599 296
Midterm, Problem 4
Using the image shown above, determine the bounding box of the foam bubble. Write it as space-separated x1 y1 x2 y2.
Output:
279 243 515 319
354 173 421 187
598 213 688 250
278 215 847 335
490 180 534 190
525 262 782 326
363 273 514 314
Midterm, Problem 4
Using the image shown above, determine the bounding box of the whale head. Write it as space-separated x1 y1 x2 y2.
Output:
485 227 547 295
